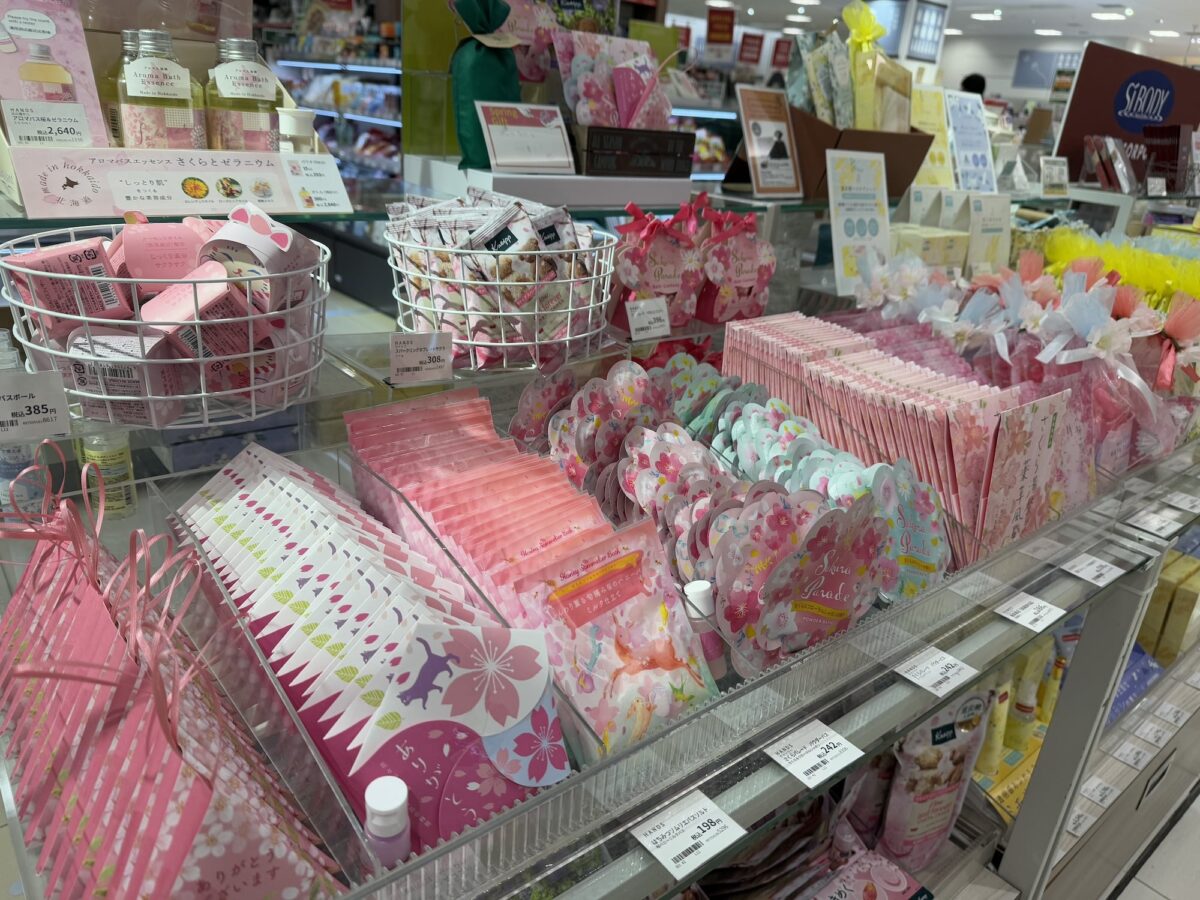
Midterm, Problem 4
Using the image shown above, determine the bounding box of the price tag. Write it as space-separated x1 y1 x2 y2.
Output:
1148 176 1168 197
1155 702 1191 727
1124 508 1184 538
949 570 1005 602
1162 490 1200 515
1081 775 1118 808
1114 740 1152 770
0 100 92 146
994 591 1063 632
389 332 453 386
0 370 68 440
1023 535 1067 562
1062 552 1125 587
1163 454 1198 474
1188 671 1200 690
1135 719 1174 748
631 790 746 880
764 720 863 788
1095 497 1122 516
627 296 671 342
894 646 978 697
1127 476 1154 493
1066 808 1097 837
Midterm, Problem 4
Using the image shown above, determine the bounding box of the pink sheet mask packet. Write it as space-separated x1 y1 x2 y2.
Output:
140 259 274 361
112 223 207 299
8 236 133 340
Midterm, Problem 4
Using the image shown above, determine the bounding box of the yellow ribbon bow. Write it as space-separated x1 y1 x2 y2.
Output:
843 0 886 52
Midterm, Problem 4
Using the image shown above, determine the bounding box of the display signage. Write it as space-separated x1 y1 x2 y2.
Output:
738 33 764 65
771 37 792 69
705 8 736 61
1056 42 1200 181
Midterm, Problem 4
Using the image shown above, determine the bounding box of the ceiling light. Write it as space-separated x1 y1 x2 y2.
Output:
944 27 963 34
705 0 734 7
1125 7 1134 14
786 13 812 21
1091 11 1127 20
746 6 754 13
783 26 804 34
1150 29 1180 36
1035 28 1062 34
971 12 1002 20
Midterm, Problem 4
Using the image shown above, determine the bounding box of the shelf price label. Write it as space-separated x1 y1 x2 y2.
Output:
1080 775 1119 808
1162 490 1200 515
1061 552 1126 587
1127 476 1154 493
631 790 746 880
894 646 978 698
1114 740 1152 771
1188 671 1200 691
389 332 453 386
0 100 92 146
1134 719 1174 748
948 570 1005 602
627 296 672 342
0 371 68 440
764 719 863 788
1124 508 1184 538
1155 702 1192 728
1023 535 1067 562
994 591 1063 633
1066 808 1097 838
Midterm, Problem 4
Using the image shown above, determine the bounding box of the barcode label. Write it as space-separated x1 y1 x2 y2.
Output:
670 842 702 865
1162 491 1200 515
994 591 1063 632
98 364 136 382
1124 508 1183 538
895 646 978 697
0 418 17 428
631 791 745 880
90 264 121 309
1062 552 1125 587
765 719 863 788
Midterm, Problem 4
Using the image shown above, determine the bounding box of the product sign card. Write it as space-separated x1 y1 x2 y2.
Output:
764 719 863 788
1040 156 1070 198
967 193 1012 276
827 149 889 296
632 790 746 879
945 90 997 192
0 369 68 439
390 332 453 386
735 85 803 198
911 85 955 189
474 102 574 175
1057 42 1200 181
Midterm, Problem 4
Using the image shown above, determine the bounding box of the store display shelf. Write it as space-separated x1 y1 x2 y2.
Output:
277 58 403 75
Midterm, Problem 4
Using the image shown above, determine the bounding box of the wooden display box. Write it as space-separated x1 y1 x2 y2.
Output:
788 106 933 200
573 125 695 178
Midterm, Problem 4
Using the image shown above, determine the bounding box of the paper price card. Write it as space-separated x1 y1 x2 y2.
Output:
1127 476 1154 492
631 791 746 880
1124 508 1183 538
1066 808 1097 838
948 570 1005 602
1023 535 1067 562
894 646 978 697
627 296 671 341
1188 671 1200 690
1135 719 1174 748
0 371 68 440
1062 552 1125 587
1156 702 1191 727
1081 775 1119 809
994 591 1063 633
1114 740 1152 771
764 720 863 788
390 332 453 386
1162 491 1200 515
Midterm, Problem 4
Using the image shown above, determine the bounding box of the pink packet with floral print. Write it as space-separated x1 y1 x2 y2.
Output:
611 206 704 330
694 211 776 324
880 689 993 871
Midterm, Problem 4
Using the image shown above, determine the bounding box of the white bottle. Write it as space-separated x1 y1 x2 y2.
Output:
79 431 137 518
365 776 412 869
684 580 728 680
0 332 41 514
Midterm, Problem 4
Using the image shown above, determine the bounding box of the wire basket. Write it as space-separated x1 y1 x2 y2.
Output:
0 223 329 429
387 218 618 372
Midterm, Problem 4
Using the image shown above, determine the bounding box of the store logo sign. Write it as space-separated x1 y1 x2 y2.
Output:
1114 70 1174 133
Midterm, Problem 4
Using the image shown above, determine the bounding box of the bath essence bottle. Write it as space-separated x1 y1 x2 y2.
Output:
119 29 206 149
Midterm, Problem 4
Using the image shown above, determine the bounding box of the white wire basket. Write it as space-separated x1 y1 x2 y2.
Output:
0 223 329 429
387 219 618 372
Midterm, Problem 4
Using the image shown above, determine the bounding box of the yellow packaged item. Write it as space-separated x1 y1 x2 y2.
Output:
1158 565 1200 665
1139 550 1195 653
843 0 886 130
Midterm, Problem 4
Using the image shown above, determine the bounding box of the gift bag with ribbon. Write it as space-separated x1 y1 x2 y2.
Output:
0 453 342 899
611 194 712 330
450 0 521 170
694 209 777 324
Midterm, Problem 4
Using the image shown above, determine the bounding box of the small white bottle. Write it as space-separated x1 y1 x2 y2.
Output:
365 776 412 869
79 431 137 518
684 580 728 681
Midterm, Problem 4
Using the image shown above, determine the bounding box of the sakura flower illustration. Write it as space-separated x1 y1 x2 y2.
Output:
704 256 727 284
468 761 510 798
914 487 937 518
442 629 543 728
682 247 703 271
514 705 568 781
616 253 641 288
723 586 762 633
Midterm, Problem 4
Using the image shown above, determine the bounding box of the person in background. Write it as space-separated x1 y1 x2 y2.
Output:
766 71 785 89
961 73 986 95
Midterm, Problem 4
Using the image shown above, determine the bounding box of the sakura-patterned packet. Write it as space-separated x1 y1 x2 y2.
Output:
612 206 705 330
694 210 776 324
880 689 993 870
